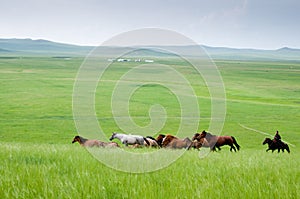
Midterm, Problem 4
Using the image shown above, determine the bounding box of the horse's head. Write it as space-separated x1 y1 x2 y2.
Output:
72 136 81 144
192 133 200 141
200 130 208 139
263 138 271 145
156 134 165 147
109 132 117 141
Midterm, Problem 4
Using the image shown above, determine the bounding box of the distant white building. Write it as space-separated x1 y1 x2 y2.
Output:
117 58 131 62
107 58 154 63
144 59 154 63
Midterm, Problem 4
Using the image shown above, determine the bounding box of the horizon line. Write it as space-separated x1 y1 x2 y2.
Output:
0 37 299 51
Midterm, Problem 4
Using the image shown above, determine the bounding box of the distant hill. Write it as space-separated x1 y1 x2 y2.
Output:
201 45 300 61
0 47 12 52
0 38 93 56
1 38 300 61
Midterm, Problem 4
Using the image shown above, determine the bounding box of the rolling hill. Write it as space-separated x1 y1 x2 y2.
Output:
0 38 93 56
1 38 300 61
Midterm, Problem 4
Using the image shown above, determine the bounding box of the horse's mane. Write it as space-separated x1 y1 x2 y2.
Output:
201 131 215 138
166 134 178 139
161 134 178 147
77 136 88 143
264 137 273 143
205 132 214 138
157 134 165 138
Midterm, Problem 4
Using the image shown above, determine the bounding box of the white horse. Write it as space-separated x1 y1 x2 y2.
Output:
109 132 150 146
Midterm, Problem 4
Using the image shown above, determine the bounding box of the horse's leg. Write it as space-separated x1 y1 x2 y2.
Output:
286 144 290 153
212 143 220 151
123 140 128 146
227 143 235 152
231 145 236 152
187 143 192 150
210 146 215 152
281 145 284 152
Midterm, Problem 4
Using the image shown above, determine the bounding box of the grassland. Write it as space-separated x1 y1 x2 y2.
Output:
0 56 299 198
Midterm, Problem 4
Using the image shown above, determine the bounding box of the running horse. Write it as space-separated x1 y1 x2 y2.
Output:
159 134 193 149
193 130 240 152
191 133 216 150
109 132 150 147
263 138 290 153
72 136 119 148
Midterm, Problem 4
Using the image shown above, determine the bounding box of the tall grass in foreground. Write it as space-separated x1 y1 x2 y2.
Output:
0 143 299 198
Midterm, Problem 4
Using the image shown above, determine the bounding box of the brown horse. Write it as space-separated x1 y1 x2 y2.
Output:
194 130 240 152
161 134 177 147
191 134 215 150
72 136 119 148
161 134 193 149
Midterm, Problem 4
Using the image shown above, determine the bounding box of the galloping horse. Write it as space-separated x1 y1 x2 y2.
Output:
109 132 150 147
72 136 119 148
161 134 177 147
194 130 240 152
263 138 290 153
191 134 217 150
159 134 193 149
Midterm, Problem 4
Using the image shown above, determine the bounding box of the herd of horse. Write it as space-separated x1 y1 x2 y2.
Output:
72 130 290 153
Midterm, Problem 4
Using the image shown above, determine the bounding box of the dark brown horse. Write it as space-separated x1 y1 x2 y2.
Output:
263 138 290 153
155 134 166 147
72 136 119 148
194 130 240 152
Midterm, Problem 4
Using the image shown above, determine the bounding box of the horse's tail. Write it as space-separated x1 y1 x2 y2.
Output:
231 136 240 151
146 136 156 141
143 137 150 146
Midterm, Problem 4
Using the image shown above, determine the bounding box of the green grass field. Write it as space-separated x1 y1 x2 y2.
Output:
0 56 299 198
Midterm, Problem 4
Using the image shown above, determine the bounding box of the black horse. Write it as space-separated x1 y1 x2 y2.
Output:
263 138 290 153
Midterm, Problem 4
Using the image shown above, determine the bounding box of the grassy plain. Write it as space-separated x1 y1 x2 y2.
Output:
0 56 299 198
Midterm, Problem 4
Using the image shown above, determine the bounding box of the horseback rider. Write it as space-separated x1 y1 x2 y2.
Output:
273 130 282 144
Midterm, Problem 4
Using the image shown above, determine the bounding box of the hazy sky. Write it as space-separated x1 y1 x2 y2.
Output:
1 0 299 49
